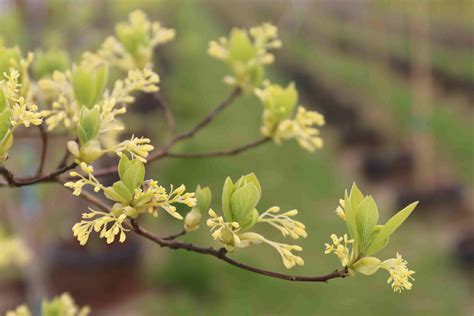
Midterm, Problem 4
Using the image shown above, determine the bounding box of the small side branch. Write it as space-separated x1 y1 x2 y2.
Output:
35 124 48 176
155 92 177 135
93 88 242 178
167 137 271 159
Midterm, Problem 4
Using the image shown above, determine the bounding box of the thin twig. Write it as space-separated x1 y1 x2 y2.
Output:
57 139 76 169
155 92 177 135
35 124 48 177
167 137 271 159
92 88 241 178
130 220 348 282
163 229 186 240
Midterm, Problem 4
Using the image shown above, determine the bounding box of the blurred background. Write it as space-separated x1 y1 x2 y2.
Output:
0 0 473 315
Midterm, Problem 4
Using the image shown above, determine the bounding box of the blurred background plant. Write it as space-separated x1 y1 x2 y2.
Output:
0 0 472 315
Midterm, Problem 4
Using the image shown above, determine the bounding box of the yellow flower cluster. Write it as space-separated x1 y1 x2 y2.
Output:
269 106 325 152
66 156 196 245
381 253 416 292
137 180 196 219
324 234 354 267
257 206 307 239
207 210 304 268
0 69 43 162
72 208 128 245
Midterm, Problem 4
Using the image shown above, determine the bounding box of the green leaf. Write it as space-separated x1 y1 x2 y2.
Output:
231 183 260 229
122 160 145 193
344 190 358 242
222 177 234 222
72 66 95 108
229 29 257 62
0 108 11 140
243 173 261 201
112 181 133 204
365 201 418 255
91 63 108 104
0 87 8 112
104 185 129 205
349 182 364 210
355 196 379 251
118 154 131 179
78 106 101 144
352 257 381 276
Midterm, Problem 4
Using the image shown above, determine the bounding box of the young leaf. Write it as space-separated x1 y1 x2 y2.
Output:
222 177 234 222
243 173 261 201
344 190 359 242
365 201 418 255
112 181 133 204
355 196 379 250
353 257 381 276
349 182 364 210
0 108 11 140
118 154 131 179
122 160 145 193
72 66 95 107
78 106 101 144
231 183 260 226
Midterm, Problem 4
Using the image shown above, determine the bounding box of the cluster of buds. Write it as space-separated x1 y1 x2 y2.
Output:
208 23 281 92
94 10 175 70
256 82 325 152
205 173 307 268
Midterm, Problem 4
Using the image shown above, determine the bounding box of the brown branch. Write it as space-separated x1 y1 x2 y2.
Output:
130 220 348 282
2 88 243 185
35 124 48 177
167 137 271 159
58 177 348 283
0 162 77 187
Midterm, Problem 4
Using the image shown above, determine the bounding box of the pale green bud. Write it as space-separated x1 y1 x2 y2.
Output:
184 208 202 232
184 185 212 232
222 173 261 231
195 185 212 212
77 140 103 164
